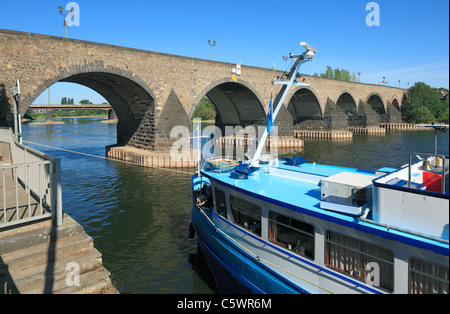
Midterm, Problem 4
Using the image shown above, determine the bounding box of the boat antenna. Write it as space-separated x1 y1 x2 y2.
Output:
249 42 317 164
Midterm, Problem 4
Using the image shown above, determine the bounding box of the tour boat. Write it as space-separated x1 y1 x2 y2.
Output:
188 43 449 294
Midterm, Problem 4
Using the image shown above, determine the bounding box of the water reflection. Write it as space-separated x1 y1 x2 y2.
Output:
291 131 449 171
22 118 213 294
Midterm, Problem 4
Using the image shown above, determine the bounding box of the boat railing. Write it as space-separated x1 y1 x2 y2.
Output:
408 153 448 194
371 153 449 241
0 127 62 229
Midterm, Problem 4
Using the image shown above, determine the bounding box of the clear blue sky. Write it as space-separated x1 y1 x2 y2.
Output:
1 0 448 104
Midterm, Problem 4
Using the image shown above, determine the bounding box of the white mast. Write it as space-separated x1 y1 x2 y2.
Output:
250 42 316 164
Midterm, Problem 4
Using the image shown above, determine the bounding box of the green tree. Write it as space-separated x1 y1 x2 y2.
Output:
404 82 447 123
334 68 342 80
324 66 334 79
61 97 67 104
342 69 351 81
192 97 216 121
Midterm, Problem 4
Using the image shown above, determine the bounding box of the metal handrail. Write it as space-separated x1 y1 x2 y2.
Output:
0 127 62 229
408 153 447 194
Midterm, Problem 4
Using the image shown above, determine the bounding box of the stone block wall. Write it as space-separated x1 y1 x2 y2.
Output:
0 29 408 152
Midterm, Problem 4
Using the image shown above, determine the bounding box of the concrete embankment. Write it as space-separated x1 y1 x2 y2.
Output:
106 136 305 169
294 130 353 140
106 145 199 169
0 214 118 294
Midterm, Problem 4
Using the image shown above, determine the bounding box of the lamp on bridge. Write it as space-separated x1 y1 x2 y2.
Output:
59 5 74 38
283 56 288 71
208 40 216 60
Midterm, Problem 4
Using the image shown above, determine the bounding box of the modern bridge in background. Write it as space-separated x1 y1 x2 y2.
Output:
28 104 112 110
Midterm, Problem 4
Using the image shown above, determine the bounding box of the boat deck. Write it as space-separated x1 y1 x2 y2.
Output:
200 160 449 255
202 162 375 219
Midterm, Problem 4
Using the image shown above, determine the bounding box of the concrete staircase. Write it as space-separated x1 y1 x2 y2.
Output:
0 214 118 294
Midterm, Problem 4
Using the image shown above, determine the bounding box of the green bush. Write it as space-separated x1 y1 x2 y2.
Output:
192 97 216 121
404 82 448 123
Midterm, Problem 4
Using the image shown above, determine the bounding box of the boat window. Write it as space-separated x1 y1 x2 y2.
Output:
325 231 394 292
229 195 261 236
268 212 314 260
409 257 449 294
214 188 227 219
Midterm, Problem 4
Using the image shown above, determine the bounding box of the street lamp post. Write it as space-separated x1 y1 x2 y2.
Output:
282 56 288 71
208 40 216 60
59 5 74 38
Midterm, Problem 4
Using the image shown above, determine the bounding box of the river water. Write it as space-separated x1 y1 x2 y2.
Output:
21 118 449 294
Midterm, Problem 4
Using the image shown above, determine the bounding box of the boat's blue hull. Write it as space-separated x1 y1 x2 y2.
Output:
191 206 307 294
196 229 253 294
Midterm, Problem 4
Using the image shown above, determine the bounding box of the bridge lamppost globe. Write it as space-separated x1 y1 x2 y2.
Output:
59 5 74 38
208 40 216 60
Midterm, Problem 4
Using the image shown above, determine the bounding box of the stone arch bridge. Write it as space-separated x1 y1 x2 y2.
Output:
0 29 406 152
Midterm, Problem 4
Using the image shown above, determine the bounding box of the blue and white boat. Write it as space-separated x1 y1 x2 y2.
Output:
189 43 449 294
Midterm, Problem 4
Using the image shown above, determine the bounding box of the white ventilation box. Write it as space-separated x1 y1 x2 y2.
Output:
320 172 374 215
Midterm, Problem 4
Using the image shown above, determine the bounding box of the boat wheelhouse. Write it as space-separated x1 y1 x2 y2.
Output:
189 43 449 294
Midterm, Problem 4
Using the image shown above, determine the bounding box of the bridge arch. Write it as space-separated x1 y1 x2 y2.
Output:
366 93 385 115
336 91 358 118
286 87 323 126
24 65 157 148
190 78 266 129
391 96 400 110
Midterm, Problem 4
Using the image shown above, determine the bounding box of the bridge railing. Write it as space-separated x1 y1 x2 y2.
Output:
0 127 62 229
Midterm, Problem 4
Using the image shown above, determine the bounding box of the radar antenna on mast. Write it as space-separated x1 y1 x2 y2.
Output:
300 42 317 60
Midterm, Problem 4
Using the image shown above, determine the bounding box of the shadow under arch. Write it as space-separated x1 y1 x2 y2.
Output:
22 66 157 149
285 87 323 127
366 93 385 115
391 96 401 110
336 91 358 117
190 78 267 133
366 92 390 123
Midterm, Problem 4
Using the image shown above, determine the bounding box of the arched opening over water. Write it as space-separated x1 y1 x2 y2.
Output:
286 88 322 128
367 93 387 123
336 92 358 118
60 73 155 148
27 71 156 148
392 97 400 110
366 94 385 115
192 80 266 134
